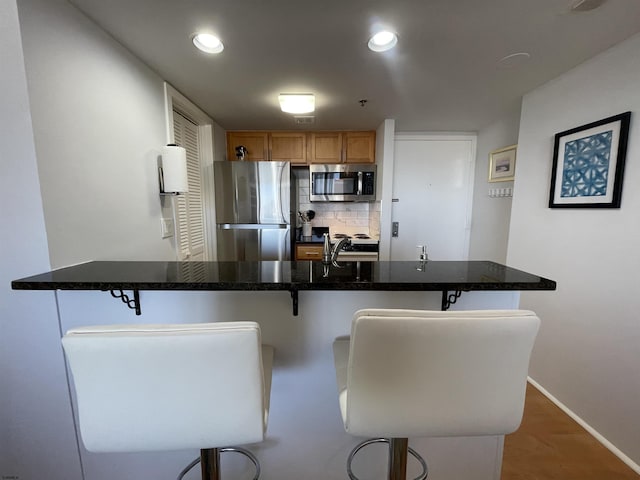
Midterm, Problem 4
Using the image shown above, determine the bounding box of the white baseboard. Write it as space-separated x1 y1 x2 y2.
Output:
527 377 640 475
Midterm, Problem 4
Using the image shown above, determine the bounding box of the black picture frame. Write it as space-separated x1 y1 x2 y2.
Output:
549 111 631 208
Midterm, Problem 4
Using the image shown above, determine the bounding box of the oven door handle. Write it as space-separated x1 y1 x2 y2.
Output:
336 251 379 261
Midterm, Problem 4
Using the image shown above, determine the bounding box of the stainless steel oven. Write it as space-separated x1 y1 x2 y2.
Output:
310 164 376 202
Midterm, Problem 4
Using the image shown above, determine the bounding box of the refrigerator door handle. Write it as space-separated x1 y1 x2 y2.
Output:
218 224 288 230
278 163 288 224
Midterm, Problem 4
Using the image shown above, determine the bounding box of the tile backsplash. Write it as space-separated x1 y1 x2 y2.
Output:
294 168 380 236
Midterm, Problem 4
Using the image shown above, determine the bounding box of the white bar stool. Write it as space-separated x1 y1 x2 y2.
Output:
62 322 273 480
333 309 540 480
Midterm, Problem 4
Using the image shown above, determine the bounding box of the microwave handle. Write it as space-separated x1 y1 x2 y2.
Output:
357 171 363 196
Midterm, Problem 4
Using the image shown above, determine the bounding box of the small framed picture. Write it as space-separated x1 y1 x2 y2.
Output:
488 145 517 182
549 112 630 208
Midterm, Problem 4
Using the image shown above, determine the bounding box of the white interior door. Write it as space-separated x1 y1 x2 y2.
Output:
390 134 475 261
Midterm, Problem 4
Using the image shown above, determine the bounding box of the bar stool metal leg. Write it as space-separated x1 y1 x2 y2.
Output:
389 438 408 480
346 437 428 480
201 448 221 480
177 446 261 480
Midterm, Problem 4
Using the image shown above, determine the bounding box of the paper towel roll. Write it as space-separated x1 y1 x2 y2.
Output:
161 144 188 193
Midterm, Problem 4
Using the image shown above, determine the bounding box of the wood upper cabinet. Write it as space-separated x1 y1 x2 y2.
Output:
227 131 306 162
226 130 375 164
344 131 376 163
226 132 269 161
308 131 376 164
308 132 343 164
270 132 307 163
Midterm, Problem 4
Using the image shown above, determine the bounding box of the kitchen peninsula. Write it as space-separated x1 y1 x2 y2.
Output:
12 260 555 480
12 260 555 315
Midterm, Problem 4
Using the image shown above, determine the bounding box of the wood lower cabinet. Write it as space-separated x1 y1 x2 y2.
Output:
227 130 375 164
295 244 323 260
226 132 269 161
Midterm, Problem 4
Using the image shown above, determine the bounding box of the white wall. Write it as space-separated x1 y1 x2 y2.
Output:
18 0 176 268
376 119 396 261
2 0 202 477
469 106 520 263
0 1 82 478
508 33 640 466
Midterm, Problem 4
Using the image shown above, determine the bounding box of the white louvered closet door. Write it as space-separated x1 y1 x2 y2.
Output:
173 111 205 261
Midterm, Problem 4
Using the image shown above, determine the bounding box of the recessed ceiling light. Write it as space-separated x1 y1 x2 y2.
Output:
498 52 531 67
278 94 315 114
571 0 606 12
192 33 224 54
368 30 398 52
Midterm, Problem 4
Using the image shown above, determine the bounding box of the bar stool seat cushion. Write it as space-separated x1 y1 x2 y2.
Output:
62 322 272 453
333 309 540 439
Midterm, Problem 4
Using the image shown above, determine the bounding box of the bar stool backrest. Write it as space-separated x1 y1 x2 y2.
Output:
344 309 540 438
62 322 268 453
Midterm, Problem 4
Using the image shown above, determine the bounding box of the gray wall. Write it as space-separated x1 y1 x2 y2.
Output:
469 106 520 263
508 32 640 467
18 0 176 268
0 1 82 478
3 0 200 477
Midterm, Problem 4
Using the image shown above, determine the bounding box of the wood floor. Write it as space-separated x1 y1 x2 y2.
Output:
501 383 639 479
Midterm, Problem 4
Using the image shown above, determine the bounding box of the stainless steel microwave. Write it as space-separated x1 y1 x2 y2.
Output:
309 164 376 202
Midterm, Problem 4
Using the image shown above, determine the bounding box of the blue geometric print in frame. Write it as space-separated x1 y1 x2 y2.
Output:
561 130 612 198
549 112 630 208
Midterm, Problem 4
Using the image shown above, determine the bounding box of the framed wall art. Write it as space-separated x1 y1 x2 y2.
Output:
549 111 631 208
488 145 517 182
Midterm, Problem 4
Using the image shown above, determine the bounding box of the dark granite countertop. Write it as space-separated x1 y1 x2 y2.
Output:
292 260 556 291
12 260 556 292
297 234 326 244
12 260 555 315
295 226 329 244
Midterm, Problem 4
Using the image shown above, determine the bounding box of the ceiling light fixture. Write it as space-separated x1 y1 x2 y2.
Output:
278 94 315 114
571 0 606 12
368 30 398 52
498 52 531 67
192 33 224 54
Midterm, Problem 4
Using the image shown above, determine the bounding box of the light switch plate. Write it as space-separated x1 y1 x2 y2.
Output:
161 218 174 238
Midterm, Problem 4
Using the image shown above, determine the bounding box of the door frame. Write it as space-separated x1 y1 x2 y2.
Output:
163 82 216 260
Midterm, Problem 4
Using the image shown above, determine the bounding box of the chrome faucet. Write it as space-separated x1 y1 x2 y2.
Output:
322 233 331 263
416 245 428 271
331 237 351 262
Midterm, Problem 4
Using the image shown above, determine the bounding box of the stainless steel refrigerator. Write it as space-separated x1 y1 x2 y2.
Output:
214 161 291 261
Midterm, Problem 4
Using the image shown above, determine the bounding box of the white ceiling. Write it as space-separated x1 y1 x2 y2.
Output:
68 0 640 132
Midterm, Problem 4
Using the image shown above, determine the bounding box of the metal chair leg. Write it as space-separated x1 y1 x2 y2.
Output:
177 446 261 480
346 437 428 480
201 448 221 480
389 438 408 480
